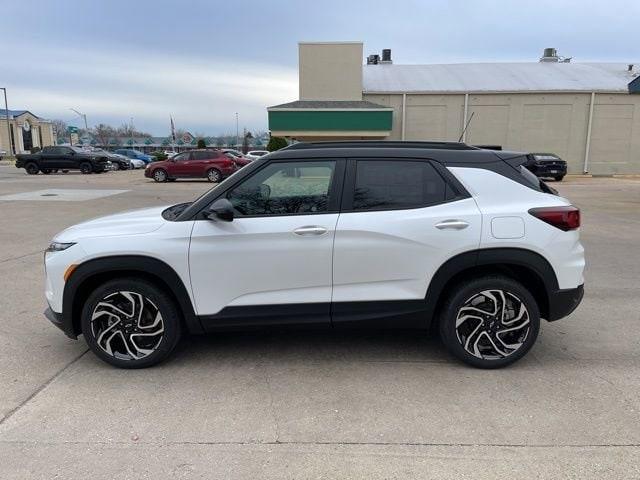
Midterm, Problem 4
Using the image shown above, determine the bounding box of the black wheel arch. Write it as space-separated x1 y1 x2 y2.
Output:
62 255 202 338
425 247 559 323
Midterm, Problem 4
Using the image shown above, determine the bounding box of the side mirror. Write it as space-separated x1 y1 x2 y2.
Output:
205 198 234 222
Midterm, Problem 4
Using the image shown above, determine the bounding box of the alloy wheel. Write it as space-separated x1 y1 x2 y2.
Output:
207 169 221 182
90 291 165 361
154 170 167 182
454 289 530 360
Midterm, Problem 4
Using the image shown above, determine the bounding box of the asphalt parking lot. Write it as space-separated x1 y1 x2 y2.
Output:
0 164 639 479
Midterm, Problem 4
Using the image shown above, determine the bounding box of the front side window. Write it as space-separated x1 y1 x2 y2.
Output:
226 161 335 216
173 152 190 162
352 160 446 211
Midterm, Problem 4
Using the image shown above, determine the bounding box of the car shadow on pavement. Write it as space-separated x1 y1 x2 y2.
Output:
171 328 449 366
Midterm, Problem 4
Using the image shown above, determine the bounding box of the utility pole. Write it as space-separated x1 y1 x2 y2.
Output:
235 112 239 148
1 88 13 156
70 108 88 130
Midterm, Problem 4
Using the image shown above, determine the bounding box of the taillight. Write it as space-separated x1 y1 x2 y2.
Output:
528 206 580 231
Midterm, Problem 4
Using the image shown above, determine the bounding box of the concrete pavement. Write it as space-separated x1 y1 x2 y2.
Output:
0 166 639 478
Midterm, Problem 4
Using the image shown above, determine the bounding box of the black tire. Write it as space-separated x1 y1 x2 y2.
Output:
207 168 222 183
25 162 39 175
153 169 168 182
80 162 92 174
62 169 69 173
113 162 121 171
41 168 51 175
80 278 182 369
439 275 540 369
554 175 565 182
167 178 177 182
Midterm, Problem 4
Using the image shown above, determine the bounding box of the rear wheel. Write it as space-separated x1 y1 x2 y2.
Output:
153 169 168 182
113 162 121 171
81 278 182 368
41 168 51 174
80 162 92 174
439 275 540 369
207 168 222 183
25 162 39 175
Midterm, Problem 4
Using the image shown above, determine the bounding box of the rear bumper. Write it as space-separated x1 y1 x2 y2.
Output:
533 164 567 177
44 307 77 339
546 284 584 321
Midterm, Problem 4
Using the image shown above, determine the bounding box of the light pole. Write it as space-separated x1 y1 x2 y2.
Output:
235 112 239 148
69 108 88 130
1 88 12 156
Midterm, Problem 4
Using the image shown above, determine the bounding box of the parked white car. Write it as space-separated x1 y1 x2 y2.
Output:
245 150 269 160
130 158 145 169
43 141 584 369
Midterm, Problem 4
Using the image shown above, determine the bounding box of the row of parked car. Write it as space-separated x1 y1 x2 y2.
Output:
13 144 567 183
13 146 270 179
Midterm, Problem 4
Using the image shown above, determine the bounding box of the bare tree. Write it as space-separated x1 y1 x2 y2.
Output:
92 124 116 147
51 119 68 141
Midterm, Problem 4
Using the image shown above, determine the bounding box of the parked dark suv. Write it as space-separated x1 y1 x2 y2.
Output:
524 153 567 181
16 146 110 174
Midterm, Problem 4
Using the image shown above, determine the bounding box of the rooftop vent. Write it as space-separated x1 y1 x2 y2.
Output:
539 47 571 63
367 54 380 65
367 49 392 65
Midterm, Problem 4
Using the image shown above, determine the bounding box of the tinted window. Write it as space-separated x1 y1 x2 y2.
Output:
226 161 335 216
353 160 446 211
193 151 214 160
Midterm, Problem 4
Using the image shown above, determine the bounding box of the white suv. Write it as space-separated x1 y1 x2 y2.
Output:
44 141 585 369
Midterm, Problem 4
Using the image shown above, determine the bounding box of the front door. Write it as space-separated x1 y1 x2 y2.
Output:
189 159 343 329
168 152 192 177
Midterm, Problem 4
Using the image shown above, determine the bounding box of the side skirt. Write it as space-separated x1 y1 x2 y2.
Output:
197 300 431 332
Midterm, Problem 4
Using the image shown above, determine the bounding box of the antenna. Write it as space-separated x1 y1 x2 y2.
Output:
458 112 475 143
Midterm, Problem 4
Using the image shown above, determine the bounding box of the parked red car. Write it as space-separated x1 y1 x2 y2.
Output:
145 149 239 183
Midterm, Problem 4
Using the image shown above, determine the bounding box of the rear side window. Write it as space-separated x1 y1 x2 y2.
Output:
352 160 446 211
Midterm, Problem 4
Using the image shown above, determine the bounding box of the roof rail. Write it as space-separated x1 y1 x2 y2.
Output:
284 140 478 151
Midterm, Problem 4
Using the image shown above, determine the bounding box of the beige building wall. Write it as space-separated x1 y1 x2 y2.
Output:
0 112 55 155
364 91 640 174
299 42 363 101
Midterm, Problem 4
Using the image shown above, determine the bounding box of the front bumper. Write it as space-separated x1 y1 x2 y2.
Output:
44 307 77 339
546 284 584 321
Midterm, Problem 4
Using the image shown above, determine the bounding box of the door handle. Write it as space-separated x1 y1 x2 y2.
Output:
435 219 470 230
293 226 328 236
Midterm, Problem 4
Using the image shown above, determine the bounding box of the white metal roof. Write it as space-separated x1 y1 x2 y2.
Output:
363 62 639 94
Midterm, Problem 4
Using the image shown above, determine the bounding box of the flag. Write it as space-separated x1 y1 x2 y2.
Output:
170 116 176 143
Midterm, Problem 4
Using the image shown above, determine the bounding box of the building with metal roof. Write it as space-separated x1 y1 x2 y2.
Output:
268 42 640 174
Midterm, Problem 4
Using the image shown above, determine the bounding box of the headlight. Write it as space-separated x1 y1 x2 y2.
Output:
46 242 76 253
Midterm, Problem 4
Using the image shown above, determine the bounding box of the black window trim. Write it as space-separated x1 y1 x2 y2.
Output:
193 157 346 220
340 157 470 214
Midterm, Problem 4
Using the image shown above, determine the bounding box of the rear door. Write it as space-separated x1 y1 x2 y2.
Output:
332 158 482 322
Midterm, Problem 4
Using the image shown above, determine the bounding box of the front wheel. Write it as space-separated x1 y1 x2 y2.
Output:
81 278 182 368
439 275 540 369
153 169 168 182
25 162 39 175
554 175 565 182
80 162 92 174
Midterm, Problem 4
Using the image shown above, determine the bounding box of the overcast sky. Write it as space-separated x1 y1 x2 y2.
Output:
1 0 637 135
